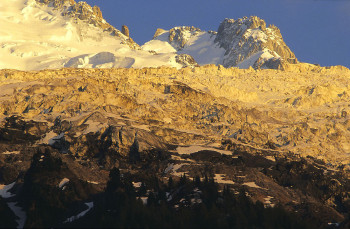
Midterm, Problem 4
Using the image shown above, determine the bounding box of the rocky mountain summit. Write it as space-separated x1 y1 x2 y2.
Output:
168 26 203 50
215 17 297 68
1 1 301 70
36 0 139 49
148 16 297 69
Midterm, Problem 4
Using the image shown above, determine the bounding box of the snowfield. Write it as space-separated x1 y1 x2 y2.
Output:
178 32 226 65
0 0 181 70
1 1 297 70
144 29 226 66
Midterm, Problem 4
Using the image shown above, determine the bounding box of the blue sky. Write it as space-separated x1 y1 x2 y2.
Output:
85 0 350 67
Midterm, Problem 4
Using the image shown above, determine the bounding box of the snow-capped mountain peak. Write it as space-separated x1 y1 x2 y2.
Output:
0 1 297 70
35 0 139 49
144 16 298 69
0 0 185 70
215 16 297 68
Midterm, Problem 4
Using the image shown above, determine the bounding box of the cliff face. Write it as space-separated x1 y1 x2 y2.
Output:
168 26 203 50
148 16 298 69
35 0 139 49
215 17 297 68
0 65 349 164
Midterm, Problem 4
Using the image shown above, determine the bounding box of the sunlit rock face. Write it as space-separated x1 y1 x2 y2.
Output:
215 17 297 68
1 65 350 228
148 16 297 69
0 64 349 165
35 0 139 48
122 25 130 37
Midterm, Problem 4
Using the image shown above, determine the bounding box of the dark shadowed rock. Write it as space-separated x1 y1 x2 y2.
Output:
122 25 130 37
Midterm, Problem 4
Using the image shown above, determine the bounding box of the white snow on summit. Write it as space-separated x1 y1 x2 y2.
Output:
146 17 297 69
0 0 181 70
0 1 296 70
142 39 177 54
178 32 225 65
243 28 268 42
145 27 225 66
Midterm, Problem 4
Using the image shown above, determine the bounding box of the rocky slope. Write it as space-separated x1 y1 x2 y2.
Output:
0 66 350 227
145 16 297 69
0 64 349 164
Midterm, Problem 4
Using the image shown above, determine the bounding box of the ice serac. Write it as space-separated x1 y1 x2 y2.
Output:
215 16 297 69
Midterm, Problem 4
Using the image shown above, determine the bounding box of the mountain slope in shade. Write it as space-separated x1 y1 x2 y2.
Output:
145 16 298 69
0 0 183 70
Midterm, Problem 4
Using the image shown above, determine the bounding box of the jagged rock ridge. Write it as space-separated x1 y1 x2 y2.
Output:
215 17 297 68
168 26 202 50
0 1 301 70
146 16 298 69
35 0 139 49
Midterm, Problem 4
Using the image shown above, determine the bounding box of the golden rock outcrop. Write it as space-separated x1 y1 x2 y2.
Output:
1 65 350 166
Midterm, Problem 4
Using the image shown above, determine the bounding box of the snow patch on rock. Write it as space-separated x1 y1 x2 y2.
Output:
7 202 27 229
58 178 70 189
176 145 232 155
0 182 16 198
63 202 94 223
